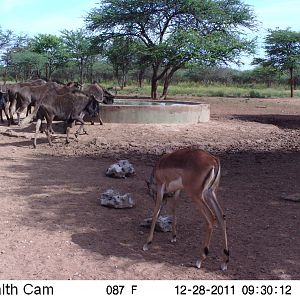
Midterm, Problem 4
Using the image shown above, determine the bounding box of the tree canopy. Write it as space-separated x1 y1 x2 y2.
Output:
253 28 300 97
86 0 257 98
29 34 68 80
61 29 96 84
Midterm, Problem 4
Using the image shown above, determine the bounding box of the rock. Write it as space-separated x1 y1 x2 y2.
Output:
140 215 173 232
106 160 135 178
91 137 108 146
100 189 135 208
281 193 300 202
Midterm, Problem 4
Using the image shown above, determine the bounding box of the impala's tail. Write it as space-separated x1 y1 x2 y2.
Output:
202 158 221 198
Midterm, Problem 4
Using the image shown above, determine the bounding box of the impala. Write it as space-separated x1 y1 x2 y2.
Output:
143 148 229 271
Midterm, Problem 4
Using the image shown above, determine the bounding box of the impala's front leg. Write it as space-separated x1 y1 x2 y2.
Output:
143 183 165 251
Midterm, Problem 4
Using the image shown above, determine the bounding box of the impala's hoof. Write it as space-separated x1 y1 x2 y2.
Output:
195 260 202 269
221 263 228 271
143 243 149 251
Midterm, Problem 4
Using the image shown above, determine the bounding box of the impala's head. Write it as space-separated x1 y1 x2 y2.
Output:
146 167 157 198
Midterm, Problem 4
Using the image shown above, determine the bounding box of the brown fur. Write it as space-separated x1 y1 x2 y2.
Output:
144 148 229 271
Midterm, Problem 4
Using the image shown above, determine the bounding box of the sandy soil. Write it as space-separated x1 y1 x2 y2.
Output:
0 96 299 280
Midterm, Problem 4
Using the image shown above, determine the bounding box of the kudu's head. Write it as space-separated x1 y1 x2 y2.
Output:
85 95 100 118
102 89 114 104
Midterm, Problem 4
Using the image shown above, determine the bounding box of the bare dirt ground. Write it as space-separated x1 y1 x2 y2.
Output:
0 96 299 280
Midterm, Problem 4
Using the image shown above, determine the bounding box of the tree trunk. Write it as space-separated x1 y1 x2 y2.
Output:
138 68 145 88
122 72 126 88
151 66 159 99
161 75 171 100
121 65 127 88
45 64 49 81
151 78 158 99
80 58 84 86
160 67 179 100
290 67 294 98
3 67 7 85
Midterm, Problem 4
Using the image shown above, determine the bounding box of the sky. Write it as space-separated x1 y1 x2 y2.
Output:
0 0 96 35
239 0 300 68
0 0 300 69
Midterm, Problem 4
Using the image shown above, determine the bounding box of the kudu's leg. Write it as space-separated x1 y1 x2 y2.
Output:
192 196 216 269
45 116 54 146
98 114 103 125
45 127 52 146
8 98 17 126
74 118 87 138
4 101 10 123
4 108 9 123
33 118 42 148
143 183 165 251
204 189 229 271
26 104 32 117
16 103 29 126
66 126 71 144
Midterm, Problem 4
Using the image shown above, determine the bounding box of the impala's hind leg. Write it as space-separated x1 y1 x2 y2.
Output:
204 189 229 271
192 196 216 269
170 190 180 243
143 183 165 251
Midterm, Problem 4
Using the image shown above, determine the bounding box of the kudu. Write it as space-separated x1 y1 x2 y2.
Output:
6 79 47 125
144 148 229 271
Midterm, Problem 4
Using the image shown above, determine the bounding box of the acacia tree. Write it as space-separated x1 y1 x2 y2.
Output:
254 28 300 97
106 36 137 88
61 29 96 85
86 0 257 99
10 50 47 80
30 34 68 80
0 26 13 51
1 29 30 82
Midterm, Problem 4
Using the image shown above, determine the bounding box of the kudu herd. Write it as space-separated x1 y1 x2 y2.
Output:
0 79 114 147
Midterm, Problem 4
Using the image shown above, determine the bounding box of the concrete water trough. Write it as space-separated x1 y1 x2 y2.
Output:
100 99 210 124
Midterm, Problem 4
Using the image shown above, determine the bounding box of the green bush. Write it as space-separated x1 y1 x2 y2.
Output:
249 90 263 98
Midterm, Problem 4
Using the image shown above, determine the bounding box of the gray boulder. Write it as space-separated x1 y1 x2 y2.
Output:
106 160 135 178
140 215 173 232
100 189 135 208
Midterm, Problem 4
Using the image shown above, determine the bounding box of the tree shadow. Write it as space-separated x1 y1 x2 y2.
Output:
232 114 300 129
2 148 300 279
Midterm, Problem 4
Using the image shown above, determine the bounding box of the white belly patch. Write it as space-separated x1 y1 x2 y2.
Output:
166 177 183 192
